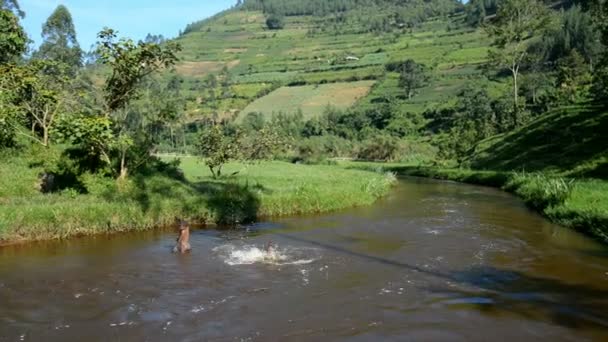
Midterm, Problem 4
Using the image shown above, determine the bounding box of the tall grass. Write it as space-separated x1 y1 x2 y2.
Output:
0 156 395 244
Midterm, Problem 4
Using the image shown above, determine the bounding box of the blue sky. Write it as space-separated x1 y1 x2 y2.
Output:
21 0 237 50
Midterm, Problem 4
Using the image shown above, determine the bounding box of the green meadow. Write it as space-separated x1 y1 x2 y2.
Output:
0 152 395 244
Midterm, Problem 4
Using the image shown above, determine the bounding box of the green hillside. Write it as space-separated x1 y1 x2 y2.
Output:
469 105 608 178
172 4 493 121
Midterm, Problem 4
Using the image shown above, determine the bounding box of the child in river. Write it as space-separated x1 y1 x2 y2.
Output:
173 220 192 254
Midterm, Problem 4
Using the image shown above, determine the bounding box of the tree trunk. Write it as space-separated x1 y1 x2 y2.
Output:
170 126 175 149
119 154 128 180
513 69 519 111
42 127 49 147
209 166 217 178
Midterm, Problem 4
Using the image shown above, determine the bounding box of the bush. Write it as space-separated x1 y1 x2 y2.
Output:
266 15 285 30
0 119 15 149
357 135 401 161
507 173 574 210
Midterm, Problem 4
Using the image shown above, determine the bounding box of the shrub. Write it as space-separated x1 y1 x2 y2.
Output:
357 135 401 161
507 173 575 210
266 15 284 30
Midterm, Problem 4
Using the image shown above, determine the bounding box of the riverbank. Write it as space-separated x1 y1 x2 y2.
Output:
345 162 608 244
0 155 395 245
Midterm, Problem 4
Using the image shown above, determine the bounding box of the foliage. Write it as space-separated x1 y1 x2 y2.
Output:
398 59 428 99
465 0 499 27
0 8 27 64
240 126 289 160
531 5 601 67
505 172 574 210
357 134 401 161
96 28 181 112
196 124 241 178
590 0 608 101
486 0 550 111
265 14 284 30
0 61 72 147
555 50 593 104
94 28 181 179
34 5 83 72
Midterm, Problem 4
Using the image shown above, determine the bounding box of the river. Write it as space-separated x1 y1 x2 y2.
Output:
1 177 608 341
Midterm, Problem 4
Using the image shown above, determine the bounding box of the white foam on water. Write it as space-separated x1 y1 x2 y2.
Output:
214 244 318 266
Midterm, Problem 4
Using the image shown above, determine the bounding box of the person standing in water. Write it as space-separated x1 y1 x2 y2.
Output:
174 220 192 254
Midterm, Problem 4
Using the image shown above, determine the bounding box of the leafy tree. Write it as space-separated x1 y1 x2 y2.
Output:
265 15 284 30
555 50 592 104
0 0 23 18
532 6 601 67
242 112 266 132
196 124 241 178
34 5 83 71
588 0 608 101
465 0 499 27
0 7 27 64
92 28 181 179
486 0 550 114
399 59 428 99
0 61 71 147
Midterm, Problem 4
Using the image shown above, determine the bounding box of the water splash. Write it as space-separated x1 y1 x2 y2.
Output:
214 244 318 266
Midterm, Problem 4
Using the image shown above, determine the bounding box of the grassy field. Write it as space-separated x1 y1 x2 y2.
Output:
468 105 608 179
345 162 608 243
239 81 375 119
0 153 395 244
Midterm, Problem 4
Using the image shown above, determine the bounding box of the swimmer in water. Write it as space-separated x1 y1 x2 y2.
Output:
173 220 192 254
264 241 275 253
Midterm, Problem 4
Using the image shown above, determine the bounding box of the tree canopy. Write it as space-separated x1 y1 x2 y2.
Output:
0 6 27 64
35 5 83 70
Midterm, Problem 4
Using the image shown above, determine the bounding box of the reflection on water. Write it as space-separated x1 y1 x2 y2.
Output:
1 177 608 341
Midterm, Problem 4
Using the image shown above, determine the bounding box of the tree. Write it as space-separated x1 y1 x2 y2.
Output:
588 0 608 101
196 124 241 178
555 50 592 104
266 15 284 30
0 61 71 147
532 6 601 68
35 5 83 71
486 0 550 114
0 7 27 64
0 0 23 18
398 59 428 99
92 28 181 180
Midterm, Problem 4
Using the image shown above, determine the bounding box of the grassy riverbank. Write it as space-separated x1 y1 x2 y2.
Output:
345 162 608 243
0 154 395 244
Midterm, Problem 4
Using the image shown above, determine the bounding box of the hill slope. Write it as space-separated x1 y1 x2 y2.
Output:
469 105 608 179
171 4 493 121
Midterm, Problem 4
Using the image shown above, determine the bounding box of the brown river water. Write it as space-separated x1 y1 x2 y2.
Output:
1 177 608 341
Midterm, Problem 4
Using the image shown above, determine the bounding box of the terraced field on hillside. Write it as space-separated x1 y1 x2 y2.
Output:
173 9 495 121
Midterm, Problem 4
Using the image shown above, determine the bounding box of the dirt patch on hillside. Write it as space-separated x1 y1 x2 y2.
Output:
224 48 248 53
303 85 372 107
175 60 241 77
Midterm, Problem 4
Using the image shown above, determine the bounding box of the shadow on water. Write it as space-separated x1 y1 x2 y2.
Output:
128 172 262 226
276 233 608 331
434 267 608 331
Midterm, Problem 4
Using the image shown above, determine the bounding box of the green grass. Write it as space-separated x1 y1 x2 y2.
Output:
166 8 496 121
344 162 608 244
469 105 608 178
0 155 395 244
239 81 375 120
